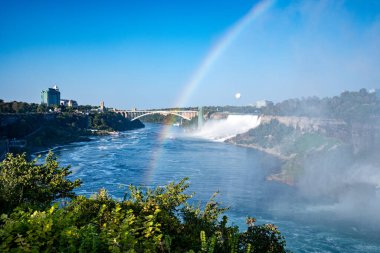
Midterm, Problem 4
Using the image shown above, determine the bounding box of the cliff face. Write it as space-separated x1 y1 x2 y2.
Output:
350 119 380 155
227 115 380 185
0 113 88 139
259 115 380 155
260 115 349 140
0 112 145 153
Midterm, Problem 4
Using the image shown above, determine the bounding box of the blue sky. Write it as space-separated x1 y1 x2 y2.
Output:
1 0 380 109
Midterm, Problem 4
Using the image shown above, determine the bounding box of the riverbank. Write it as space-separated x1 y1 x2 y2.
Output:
1 112 145 157
225 139 297 185
226 140 294 160
226 139 296 185
225 117 345 186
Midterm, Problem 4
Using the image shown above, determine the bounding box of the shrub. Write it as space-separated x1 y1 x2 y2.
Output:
0 152 81 214
0 153 288 252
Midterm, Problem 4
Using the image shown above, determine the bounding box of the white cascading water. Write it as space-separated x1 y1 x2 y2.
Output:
192 115 261 142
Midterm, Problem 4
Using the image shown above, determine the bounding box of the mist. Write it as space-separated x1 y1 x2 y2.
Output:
191 115 260 142
296 146 380 228
196 90 380 235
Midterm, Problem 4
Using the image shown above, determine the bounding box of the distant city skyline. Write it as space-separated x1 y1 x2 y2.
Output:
1 0 380 109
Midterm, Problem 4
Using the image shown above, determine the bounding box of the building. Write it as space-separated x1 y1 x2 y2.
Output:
41 85 61 106
60 99 78 108
68 100 78 107
100 101 105 112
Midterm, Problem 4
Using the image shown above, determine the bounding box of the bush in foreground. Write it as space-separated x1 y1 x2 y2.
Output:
0 152 287 252
0 152 81 214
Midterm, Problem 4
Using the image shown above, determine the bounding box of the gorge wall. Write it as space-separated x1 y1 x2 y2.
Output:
259 115 380 155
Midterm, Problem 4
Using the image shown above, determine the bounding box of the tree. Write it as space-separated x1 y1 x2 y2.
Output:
0 152 287 252
37 104 48 113
0 170 288 252
0 152 81 214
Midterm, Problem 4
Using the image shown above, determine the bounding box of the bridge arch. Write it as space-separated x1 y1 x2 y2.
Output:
132 111 192 121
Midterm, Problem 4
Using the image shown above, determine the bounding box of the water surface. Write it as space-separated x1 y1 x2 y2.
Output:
48 124 380 252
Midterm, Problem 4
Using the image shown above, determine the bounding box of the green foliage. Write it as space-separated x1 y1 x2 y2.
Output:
199 230 216 253
0 152 81 214
290 133 339 155
89 112 144 131
138 113 167 123
0 113 89 140
0 170 288 253
37 103 49 113
202 89 380 125
240 223 286 253
137 113 193 126
259 89 380 123
0 100 39 114
241 119 295 149
233 118 343 183
0 112 144 152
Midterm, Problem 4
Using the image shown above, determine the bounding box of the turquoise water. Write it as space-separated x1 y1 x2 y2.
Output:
48 124 380 252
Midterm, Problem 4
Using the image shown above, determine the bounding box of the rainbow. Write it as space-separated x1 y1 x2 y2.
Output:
145 0 275 182
175 0 274 109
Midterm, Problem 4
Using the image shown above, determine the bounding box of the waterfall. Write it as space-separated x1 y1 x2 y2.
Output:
192 114 261 142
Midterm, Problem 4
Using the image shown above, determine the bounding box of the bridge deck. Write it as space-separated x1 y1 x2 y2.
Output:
114 109 199 121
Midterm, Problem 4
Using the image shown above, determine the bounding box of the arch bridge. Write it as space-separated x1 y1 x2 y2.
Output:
114 109 199 121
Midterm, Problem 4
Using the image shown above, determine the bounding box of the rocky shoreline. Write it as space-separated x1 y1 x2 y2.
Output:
224 115 352 186
226 140 294 160
226 139 296 185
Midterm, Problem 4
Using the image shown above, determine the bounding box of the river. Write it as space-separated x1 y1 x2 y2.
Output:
46 123 380 252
